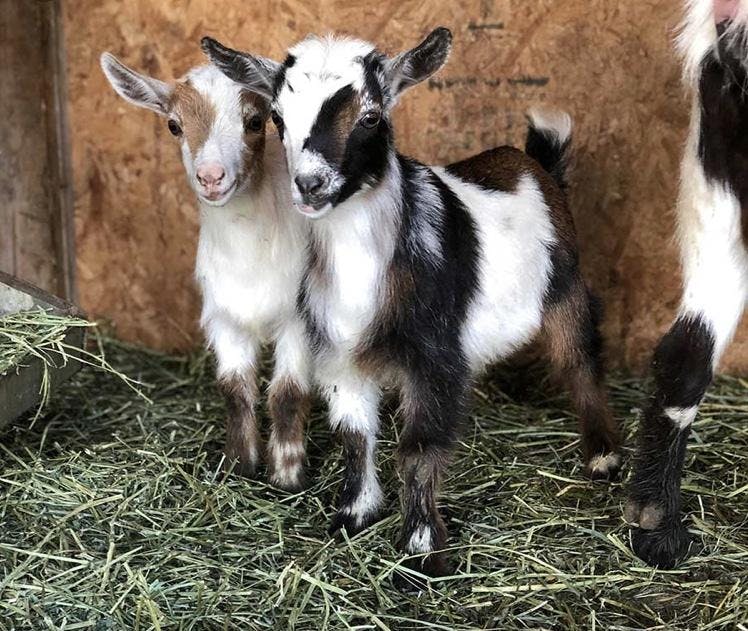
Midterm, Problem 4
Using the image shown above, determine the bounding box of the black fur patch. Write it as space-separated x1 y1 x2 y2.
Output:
272 54 296 98
337 429 367 508
525 123 570 191
544 246 580 307
297 234 330 354
304 84 356 162
362 51 386 104
697 34 748 242
651 315 715 409
389 27 452 95
362 157 479 387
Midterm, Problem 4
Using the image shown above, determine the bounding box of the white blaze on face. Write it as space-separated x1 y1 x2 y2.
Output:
275 37 375 200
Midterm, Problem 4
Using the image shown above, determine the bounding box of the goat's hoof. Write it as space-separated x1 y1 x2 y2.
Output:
392 552 451 592
268 466 305 493
328 509 379 539
626 503 690 569
585 452 622 482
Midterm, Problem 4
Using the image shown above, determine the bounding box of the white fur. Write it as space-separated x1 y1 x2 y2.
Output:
407 525 434 554
197 134 311 383
527 108 572 147
434 170 557 372
588 452 622 475
676 103 748 361
665 406 699 428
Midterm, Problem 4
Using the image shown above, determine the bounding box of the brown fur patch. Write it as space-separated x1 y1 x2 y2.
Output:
542 285 620 469
447 145 577 249
240 91 270 188
218 372 260 476
169 81 216 158
267 377 311 489
355 260 415 376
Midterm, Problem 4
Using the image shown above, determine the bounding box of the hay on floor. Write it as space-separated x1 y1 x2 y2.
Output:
0 341 745 630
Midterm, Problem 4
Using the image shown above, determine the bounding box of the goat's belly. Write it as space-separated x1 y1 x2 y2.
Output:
461 295 544 371
460 238 551 372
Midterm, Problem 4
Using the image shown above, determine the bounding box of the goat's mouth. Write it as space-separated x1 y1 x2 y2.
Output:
294 200 333 219
198 180 237 206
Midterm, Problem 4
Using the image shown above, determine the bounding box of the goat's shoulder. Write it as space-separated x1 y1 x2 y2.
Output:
445 146 544 193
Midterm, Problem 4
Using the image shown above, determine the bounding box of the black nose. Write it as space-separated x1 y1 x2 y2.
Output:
295 173 324 197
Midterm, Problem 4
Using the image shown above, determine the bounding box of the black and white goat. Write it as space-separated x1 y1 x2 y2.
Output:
203 28 621 578
100 54 311 490
625 0 748 568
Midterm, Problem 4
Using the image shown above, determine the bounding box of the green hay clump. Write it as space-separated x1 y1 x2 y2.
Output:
0 310 144 414
0 340 745 630
0 310 92 376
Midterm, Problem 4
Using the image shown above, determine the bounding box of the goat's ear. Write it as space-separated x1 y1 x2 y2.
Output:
201 37 280 100
385 27 452 97
100 52 172 115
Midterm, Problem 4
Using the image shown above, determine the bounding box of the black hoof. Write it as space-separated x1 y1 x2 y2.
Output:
328 509 379 539
631 521 690 569
392 552 451 592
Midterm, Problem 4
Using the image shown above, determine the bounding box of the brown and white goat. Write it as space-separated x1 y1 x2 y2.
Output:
100 54 311 489
204 29 621 581
626 0 748 568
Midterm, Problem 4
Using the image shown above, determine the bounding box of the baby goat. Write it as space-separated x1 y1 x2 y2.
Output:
101 54 311 490
203 29 620 579
626 0 748 568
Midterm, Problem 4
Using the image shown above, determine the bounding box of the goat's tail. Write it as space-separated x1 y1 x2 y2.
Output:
525 108 573 191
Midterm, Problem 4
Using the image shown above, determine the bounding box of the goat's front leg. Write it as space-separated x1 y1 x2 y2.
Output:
626 192 748 568
267 319 313 491
208 317 262 477
396 369 467 584
321 370 383 536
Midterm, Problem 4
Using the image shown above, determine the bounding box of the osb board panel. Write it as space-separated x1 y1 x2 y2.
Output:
64 0 748 373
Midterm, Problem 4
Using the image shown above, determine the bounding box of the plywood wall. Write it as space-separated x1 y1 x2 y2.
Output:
63 0 748 373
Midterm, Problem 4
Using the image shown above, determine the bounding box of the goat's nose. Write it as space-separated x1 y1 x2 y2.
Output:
295 173 324 197
196 164 226 187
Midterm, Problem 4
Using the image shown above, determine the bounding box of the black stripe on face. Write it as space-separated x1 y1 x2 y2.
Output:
303 84 356 164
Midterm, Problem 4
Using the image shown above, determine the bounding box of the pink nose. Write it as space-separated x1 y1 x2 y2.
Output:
196 164 226 187
715 0 738 23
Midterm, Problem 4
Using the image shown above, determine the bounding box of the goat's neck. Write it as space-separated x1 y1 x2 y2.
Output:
310 152 403 268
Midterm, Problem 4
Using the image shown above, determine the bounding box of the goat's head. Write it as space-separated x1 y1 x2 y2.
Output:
101 53 269 206
202 28 451 218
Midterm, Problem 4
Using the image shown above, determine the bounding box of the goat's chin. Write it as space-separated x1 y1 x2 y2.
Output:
294 201 333 220
197 181 238 207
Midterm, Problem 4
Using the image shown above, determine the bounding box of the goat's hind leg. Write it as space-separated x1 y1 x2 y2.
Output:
542 278 621 480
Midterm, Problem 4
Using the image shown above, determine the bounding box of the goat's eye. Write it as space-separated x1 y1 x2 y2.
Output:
245 114 263 133
271 111 284 129
167 120 182 136
360 111 381 129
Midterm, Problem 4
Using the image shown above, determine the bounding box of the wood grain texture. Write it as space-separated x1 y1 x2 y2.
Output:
63 0 748 373
0 0 75 300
